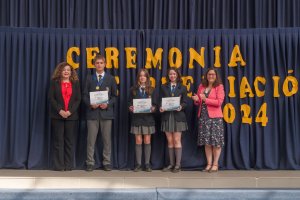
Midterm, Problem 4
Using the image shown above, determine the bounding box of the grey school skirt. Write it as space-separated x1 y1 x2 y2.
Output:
131 125 156 135
161 112 188 132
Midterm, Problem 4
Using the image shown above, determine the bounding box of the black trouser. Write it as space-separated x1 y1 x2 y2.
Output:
51 119 77 170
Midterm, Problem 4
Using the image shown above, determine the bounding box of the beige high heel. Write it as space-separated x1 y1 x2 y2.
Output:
202 164 212 172
209 165 219 173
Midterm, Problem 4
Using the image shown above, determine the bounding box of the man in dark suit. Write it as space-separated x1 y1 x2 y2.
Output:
83 54 117 171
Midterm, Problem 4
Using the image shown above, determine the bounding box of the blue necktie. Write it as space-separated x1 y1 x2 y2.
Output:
171 85 175 93
98 75 103 85
141 87 145 97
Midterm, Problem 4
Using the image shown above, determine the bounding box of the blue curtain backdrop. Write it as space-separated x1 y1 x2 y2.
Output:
1 0 300 29
0 27 300 170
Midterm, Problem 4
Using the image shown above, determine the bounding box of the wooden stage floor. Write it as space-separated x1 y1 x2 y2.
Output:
0 170 300 189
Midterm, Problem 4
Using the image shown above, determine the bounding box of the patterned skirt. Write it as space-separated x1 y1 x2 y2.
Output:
197 103 224 147
131 125 156 135
161 112 188 132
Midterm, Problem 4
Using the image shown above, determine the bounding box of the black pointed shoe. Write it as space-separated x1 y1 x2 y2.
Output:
133 165 142 172
145 164 152 172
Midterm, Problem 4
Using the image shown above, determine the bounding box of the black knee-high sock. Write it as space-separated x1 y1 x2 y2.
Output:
168 147 175 166
174 147 182 167
135 144 142 165
144 144 151 165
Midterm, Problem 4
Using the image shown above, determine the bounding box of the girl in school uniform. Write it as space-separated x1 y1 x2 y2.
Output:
160 67 188 173
128 69 157 172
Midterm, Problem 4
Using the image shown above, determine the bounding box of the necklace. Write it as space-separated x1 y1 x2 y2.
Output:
204 87 211 93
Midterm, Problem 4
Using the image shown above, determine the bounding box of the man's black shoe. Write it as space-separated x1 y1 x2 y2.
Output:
133 165 142 172
103 164 112 171
145 164 152 172
86 165 94 172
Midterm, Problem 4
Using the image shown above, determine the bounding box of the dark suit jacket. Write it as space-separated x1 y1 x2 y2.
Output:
160 83 188 122
128 86 158 126
49 80 81 120
83 72 117 120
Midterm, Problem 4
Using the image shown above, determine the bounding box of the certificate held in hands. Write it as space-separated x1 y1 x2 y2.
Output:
161 97 180 111
90 91 109 104
133 98 152 113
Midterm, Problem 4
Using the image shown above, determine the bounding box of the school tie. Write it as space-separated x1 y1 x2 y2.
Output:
98 75 102 82
171 85 175 93
141 87 145 97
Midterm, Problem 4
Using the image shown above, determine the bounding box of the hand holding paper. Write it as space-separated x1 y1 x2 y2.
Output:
133 98 152 113
161 97 180 111
90 91 109 105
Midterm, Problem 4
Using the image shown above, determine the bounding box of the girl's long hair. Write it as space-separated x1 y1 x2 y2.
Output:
165 67 182 84
132 68 154 95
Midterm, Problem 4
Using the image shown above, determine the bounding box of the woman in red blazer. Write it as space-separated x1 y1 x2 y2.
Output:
192 67 225 173
49 62 81 171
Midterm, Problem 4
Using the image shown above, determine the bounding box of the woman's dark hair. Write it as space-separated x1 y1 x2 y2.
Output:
165 67 182 84
51 62 79 82
201 67 222 87
132 68 154 95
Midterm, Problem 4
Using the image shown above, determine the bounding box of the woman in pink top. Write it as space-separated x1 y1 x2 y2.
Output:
192 67 225 173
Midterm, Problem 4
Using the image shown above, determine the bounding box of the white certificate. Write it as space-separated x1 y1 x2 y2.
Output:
133 98 152 113
161 97 180 111
90 91 109 104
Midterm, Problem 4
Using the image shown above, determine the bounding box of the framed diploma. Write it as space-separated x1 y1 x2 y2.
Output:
161 97 180 111
133 98 152 113
90 91 109 104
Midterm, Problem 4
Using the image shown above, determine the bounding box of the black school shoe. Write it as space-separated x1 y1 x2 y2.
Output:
162 165 174 172
53 168 64 172
133 165 142 172
172 165 181 173
103 164 112 171
145 164 152 172
86 165 94 172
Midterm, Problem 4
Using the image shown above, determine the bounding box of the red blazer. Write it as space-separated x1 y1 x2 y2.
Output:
194 84 225 118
